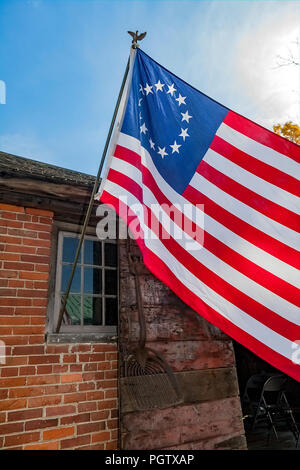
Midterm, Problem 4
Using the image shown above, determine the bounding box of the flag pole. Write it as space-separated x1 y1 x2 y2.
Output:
55 31 146 333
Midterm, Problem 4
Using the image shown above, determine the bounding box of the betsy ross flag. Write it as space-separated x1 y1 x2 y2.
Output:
98 48 300 381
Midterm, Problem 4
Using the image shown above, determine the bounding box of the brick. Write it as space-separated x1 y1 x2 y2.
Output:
70 344 91 353
45 345 69 354
25 418 58 431
0 204 24 213
63 392 87 404
90 411 110 421
5 356 27 366
14 326 44 335
0 389 8 399
27 375 60 386
78 382 95 392
6 245 35 254
25 208 54 217
78 443 105 450
1 367 18 377
69 364 82 372
60 413 90 425
0 377 26 388
32 299 48 306
45 384 76 395
0 236 22 245
0 211 17 220
39 217 52 225
61 373 83 383
3 261 34 271
0 412 6 423
24 441 59 450
9 386 44 398
46 405 76 417
0 280 9 288
43 426 75 441
21 255 50 264
17 289 48 298
77 421 105 435
0 219 22 228
107 419 118 430
8 280 24 288
5 432 40 447
19 366 36 376
12 345 44 355
105 389 117 399
106 440 118 450
31 316 47 325
0 253 20 261
86 391 105 401
91 431 110 443
0 398 27 411
23 222 52 232
1 317 30 326
61 435 90 449
0 288 17 297
23 238 50 248
0 422 24 435
62 354 77 363
0 307 14 315
98 399 117 411
28 355 59 365
0 270 18 279
92 344 116 353
78 353 105 362
78 402 97 413
0 298 31 306
8 228 37 238
28 335 45 345
33 281 48 290
28 395 62 408
36 365 53 374
7 408 43 422
19 271 49 280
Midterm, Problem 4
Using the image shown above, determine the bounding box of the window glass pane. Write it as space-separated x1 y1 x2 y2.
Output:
105 269 117 295
84 240 102 266
84 267 102 294
61 265 81 293
105 297 118 326
61 294 81 325
104 243 117 267
62 237 81 263
83 296 102 325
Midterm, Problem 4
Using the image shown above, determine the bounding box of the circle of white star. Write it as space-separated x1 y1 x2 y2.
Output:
138 80 192 159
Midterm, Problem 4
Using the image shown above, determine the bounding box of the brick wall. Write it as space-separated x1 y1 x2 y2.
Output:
0 203 118 450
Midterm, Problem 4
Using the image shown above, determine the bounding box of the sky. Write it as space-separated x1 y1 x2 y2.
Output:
0 0 299 176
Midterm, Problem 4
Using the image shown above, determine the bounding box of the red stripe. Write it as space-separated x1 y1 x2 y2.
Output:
104 170 300 341
224 110 300 164
100 190 300 383
115 143 300 269
111 149 299 306
183 184 300 270
210 134 300 197
197 160 300 233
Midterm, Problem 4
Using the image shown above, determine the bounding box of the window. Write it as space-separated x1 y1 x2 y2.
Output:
53 231 118 333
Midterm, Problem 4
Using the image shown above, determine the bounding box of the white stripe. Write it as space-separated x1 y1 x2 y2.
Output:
203 148 300 215
105 177 300 325
116 131 300 252
103 178 296 361
190 171 299 251
110 155 299 287
217 122 300 180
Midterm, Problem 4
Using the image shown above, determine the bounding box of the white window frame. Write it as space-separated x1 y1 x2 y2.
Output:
53 231 118 334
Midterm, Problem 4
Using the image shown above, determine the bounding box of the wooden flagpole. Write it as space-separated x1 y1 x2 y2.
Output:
55 31 146 333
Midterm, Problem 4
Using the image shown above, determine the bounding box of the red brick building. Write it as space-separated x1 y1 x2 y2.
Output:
0 151 246 450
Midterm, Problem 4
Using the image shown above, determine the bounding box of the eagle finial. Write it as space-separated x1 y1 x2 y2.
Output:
128 30 147 48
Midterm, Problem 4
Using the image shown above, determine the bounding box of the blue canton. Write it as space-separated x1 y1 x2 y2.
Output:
121 49 229 195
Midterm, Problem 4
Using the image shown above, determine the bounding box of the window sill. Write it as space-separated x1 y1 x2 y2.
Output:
46 332 118 344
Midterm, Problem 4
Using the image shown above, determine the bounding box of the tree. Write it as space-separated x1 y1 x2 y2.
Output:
273 121 300 145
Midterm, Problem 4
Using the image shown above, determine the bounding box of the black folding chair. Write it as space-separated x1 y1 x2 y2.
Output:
251 374 299 446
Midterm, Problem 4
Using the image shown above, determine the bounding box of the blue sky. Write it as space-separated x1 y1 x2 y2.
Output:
0 0 299 175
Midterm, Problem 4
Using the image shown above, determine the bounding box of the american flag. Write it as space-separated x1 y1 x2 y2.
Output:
98 49 300 381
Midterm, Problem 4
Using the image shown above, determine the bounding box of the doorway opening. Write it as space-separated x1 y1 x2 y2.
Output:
233 341 300 450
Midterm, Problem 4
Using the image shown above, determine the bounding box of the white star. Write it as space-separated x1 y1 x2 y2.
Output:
138 98 143 106
139 84 144 95
181 110 192 123
140 123 148 134
149 138 155 150
179 128 189 141
144 83 153 95
154 80 164 92
176 94 186 106
157 146 168 159
167 83 176 96
170 140 181 154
